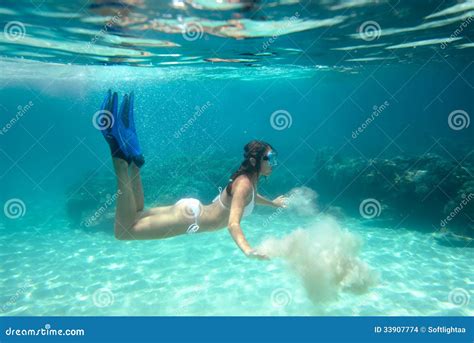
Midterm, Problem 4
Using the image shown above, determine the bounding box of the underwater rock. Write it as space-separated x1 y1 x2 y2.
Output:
311 150 474 238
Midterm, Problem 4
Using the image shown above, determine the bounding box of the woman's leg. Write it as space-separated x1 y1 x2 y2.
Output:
104 92 193 240
128 163 177 220
130 163 144 212
113 159 192 240
113 158 138 240
131 204 195 240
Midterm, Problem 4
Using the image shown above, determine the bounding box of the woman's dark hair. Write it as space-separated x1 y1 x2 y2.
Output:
226 140 275 195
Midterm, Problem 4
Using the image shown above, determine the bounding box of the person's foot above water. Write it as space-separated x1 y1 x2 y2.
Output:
100 89 132 164
118 91 145 168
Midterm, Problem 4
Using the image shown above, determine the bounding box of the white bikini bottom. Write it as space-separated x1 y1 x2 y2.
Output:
176 198 202 234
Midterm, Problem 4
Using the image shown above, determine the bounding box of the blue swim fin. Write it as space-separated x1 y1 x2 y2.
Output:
100 89 112 114
99 90 131 163
118 92 145 168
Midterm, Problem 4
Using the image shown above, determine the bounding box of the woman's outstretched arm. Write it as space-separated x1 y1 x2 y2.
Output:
255 193 276 207
227 179 268 259
256 193 287 208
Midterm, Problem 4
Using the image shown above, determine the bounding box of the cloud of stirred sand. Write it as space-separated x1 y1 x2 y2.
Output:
258 187 378 303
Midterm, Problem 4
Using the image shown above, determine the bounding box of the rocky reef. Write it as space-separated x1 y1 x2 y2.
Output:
310 149 474 239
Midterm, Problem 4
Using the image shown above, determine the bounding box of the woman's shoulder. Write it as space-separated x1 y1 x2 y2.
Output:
233 174 252 186
231 175 254 195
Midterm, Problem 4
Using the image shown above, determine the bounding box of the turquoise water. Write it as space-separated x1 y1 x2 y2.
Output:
1 214 473 316
1 0 473 316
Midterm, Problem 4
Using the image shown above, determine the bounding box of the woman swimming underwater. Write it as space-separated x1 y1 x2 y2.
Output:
99 90 287 260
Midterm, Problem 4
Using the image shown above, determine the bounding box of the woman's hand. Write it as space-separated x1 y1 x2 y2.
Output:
272 195 288 208
246 249 270 260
